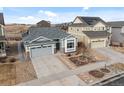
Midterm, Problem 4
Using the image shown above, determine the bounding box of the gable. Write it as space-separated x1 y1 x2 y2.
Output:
73 17 83 24
94 21 106 27
62 34 76 40
30 36 52 43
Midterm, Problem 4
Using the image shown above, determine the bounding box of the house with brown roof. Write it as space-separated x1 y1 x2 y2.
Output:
0 13 6 57
68 16 111 48
36 20 51 27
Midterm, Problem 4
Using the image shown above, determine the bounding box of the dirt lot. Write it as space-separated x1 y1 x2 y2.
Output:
0 40 37 85
5 24 29 33
0 61 37 85
111 47 124 54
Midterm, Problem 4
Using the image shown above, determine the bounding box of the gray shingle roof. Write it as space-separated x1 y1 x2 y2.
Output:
23 27 71 42
107 21 124 27
0 13 5 25
83 31 109 38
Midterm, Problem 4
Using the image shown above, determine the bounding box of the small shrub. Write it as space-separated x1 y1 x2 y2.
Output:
0 56 7 60
9 58 16 63
89 70 104 78
0 60 6 63
100 68 110 73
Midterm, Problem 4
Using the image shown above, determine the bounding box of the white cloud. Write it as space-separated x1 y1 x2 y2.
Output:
38 10 44 13
19 16 34 20
0 7 3 11
38 10 57 17
83 7 89 10
44 11 57 17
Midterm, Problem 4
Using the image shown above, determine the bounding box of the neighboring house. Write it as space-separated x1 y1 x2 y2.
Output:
23 27 77 58
36 20 51 27
107 21 124 46
55 22 73 31
68 16 111 48
0 13 6 57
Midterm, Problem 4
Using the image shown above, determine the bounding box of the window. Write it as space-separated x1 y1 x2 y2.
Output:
67 40 74 48
102 27 105 30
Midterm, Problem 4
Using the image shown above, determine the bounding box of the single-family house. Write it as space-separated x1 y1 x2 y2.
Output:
0 13 6 57
68 16 111 48
23 27 77 58
107 21 124 46
37 20 51 27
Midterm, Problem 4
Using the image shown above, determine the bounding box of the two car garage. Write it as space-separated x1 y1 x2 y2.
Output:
30 44 55 58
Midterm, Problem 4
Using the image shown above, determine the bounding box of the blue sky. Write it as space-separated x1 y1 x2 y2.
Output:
0 7 124 24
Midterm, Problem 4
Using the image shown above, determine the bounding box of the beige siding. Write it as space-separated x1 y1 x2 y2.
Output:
93 22 107 31
73 17 82 24
68 20 109 48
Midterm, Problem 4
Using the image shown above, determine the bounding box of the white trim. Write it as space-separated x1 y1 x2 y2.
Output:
29 36 52 43
65 38 77 53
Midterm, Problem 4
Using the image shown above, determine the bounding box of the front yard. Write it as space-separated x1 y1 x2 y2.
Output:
58 46 109 70
78 63 124 85
0 60 37 85
0 41 37 85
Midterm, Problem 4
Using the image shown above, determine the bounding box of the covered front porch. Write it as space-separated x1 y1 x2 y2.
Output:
0 42 6 57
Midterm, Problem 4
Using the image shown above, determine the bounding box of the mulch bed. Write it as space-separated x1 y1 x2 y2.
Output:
89 70 104 78
69 56 96 67
100 68 110 73
69 57 88 66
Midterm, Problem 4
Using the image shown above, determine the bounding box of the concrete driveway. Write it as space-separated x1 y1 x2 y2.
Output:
95 47 124 62
31 55 69 78
17 47 124 86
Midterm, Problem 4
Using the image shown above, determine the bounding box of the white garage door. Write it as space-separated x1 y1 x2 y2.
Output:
91 40 105 48
31 45 53 58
